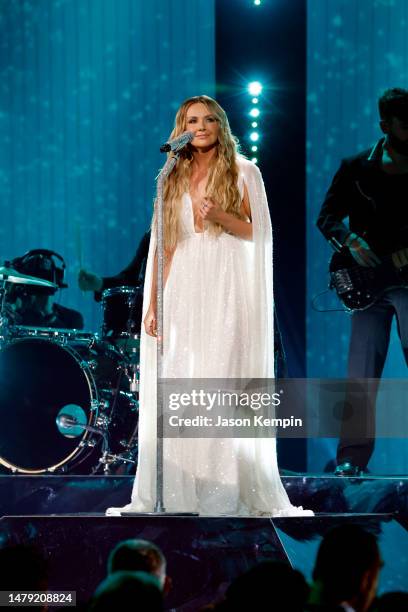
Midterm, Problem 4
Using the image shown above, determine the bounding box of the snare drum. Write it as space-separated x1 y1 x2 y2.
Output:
0 330 138 474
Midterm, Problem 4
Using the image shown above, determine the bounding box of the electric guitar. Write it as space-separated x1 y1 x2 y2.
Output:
329 248 408 311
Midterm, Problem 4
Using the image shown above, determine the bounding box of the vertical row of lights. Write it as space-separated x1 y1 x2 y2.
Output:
247 81 262 164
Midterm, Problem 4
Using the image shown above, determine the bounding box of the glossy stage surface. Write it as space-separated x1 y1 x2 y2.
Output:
0 474 407 517
1 476 407 610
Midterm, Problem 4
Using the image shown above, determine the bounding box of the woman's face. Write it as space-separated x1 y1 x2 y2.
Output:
185 102 220 151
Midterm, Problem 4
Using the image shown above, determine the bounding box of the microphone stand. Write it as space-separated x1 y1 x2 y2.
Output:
122 138 197 517
154 152 179 513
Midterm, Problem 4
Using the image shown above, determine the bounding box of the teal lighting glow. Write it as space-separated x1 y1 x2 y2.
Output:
251 145 258 152
249 108 260 118
251 157 258 163
248 81 262 96
251 121 258 128
250 132 259 142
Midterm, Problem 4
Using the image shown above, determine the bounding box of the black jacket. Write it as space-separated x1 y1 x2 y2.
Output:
317 138 408 256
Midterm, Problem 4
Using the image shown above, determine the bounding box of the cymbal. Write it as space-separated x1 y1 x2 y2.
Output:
0 266 58 288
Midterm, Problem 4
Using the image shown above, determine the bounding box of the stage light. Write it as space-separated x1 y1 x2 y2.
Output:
246 84 263 161
248 81 262 96
254 0 261 5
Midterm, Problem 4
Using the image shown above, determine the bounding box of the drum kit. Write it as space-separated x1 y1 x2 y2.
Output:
0 262 142 475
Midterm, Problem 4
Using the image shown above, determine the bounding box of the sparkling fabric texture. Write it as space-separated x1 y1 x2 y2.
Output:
107 157 313 516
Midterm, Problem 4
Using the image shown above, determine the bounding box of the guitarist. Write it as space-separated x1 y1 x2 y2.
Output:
317 87 408 476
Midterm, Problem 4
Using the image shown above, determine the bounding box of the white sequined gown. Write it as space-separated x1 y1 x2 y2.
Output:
107 157 313 516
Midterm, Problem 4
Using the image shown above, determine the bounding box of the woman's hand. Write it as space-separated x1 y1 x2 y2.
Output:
199 197 223 223
144 303 157 337
199 194 253 241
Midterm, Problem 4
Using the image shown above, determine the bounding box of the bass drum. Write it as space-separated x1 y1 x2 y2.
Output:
0 333 139 474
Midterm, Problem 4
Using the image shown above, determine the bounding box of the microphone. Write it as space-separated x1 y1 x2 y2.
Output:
56 414 78 428
160 131 194 153
56 413 102 436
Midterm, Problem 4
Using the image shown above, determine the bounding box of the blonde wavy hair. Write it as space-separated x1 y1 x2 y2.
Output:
157 95 243 251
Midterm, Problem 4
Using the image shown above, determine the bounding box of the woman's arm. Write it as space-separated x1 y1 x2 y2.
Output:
200 183 253 241
144 248 175 336
149 249 175 304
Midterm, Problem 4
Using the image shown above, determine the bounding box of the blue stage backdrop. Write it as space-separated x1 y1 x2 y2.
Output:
307 0 408 472
0 0 215 331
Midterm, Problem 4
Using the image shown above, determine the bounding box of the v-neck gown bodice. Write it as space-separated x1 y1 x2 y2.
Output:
162 192 251 379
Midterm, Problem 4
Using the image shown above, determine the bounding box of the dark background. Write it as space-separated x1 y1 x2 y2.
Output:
216 0 307 470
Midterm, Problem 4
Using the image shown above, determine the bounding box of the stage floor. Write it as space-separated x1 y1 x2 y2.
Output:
1 473 407 517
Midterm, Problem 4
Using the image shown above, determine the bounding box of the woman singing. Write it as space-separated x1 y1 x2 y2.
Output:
107 95 312 516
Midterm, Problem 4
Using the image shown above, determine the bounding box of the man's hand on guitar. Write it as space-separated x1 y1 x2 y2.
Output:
344 233 381 267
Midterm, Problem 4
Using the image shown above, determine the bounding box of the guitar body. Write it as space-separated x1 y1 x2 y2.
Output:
329 248 408 311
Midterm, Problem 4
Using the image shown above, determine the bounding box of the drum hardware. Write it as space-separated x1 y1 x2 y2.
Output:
51 332 70 346
129 369 140 393
119 390 139 406
11 325 98 348
97 450 115 474
95 414 110 429
0 319 12 348
0 274 141 475
118 437 138 452
99 397 110 409
57 413 107 438
95 449 137 474
0 281 8 332
89 359 138 473
57 412 110 475
102 451 136 464
100 286 141 467
80 438 97 448
100 288 141 432
0 281 14 347
125 347 140 393
0 333 138 475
